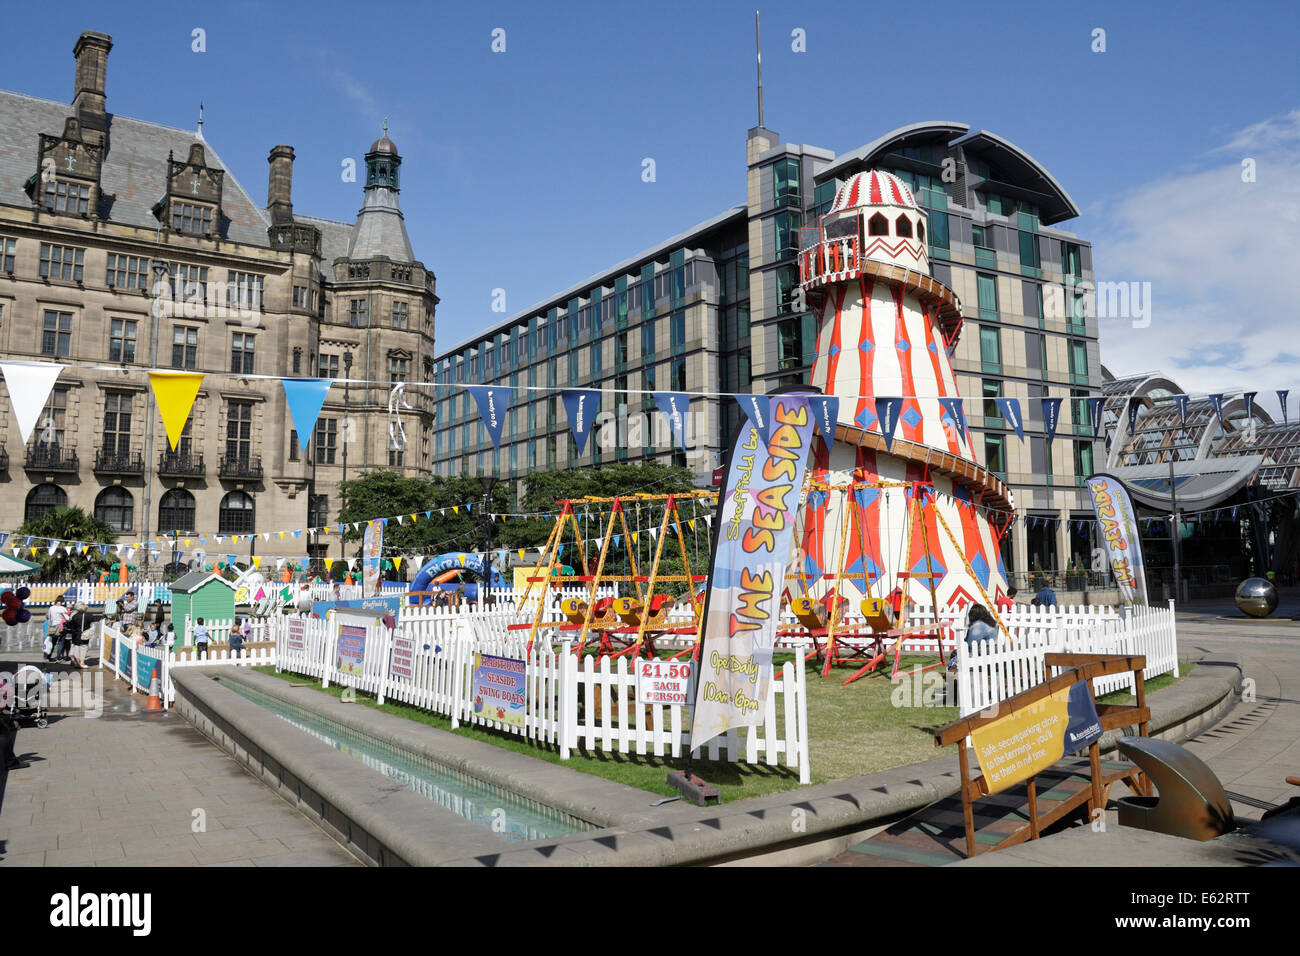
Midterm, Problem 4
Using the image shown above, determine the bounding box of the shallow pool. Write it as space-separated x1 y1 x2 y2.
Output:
219 678 592 843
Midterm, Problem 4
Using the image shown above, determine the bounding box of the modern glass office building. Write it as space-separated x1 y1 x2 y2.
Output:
432 120 1103 584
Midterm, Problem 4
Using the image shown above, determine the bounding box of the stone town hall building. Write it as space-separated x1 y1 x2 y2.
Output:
0 30 438 566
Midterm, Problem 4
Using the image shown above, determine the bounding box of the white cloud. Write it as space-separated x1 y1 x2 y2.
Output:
1094 110 1300 414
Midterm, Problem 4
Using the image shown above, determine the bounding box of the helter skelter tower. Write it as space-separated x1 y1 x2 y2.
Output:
796 169 1013 609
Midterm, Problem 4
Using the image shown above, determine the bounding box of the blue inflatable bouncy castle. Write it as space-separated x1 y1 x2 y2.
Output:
408 552 507 604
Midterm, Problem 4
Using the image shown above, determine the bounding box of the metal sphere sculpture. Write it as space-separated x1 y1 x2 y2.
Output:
1235 577 1278 618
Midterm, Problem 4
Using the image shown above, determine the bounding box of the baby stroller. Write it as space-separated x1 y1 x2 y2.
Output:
4 665 48 729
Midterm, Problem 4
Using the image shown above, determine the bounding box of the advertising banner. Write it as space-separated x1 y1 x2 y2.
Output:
117 640 132 676
335 623 367 678
362 520 383 598
636 658 692 706
311 596 403 621
971 682 1103 794
690 394 816 749
287 617 306 653
471 652 526 729
389 630 415 681
1085 473 1149 605
135 647 161 688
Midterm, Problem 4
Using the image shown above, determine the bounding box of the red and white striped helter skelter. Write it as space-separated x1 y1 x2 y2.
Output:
795 169 1013 612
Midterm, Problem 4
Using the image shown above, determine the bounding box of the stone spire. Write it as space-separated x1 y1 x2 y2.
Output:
347 124 413 262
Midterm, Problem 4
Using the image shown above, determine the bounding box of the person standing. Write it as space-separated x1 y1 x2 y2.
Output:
995 587 1017 614
47 595 70 662
192 618 209 659
65 602 95 670
119 589 138 629
1033 585 1057 608
229 619 246 659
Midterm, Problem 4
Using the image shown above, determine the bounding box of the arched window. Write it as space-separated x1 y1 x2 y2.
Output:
158 488 196 533
868 213 889 236
24 484 66 523
219 491 255 534
895 214 913 238
917 219 925 243
95 487 134 532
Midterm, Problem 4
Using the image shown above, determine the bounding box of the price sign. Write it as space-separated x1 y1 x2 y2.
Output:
636 658 693 706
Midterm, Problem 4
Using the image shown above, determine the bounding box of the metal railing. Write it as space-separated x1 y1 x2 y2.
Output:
25 445 78 472
158 451 205 477
218 454 262 480
93 447 145 475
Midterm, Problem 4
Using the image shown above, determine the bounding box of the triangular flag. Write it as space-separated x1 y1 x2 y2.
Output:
1243 391 1257 420
466 385 511 450
324 558 333 571
561 388 601 455
875 397 903 450
654 392 691 450
732 393 771 446
148 371 204 451
1127 399 1140 437
392 557 402 570
805 394 840 443
1278 390 1290 424
1041 397 1063 444
1088 397 1105 439
938 397 967 442
252 556 261 568
0 361 65 443
1208 393 1225 429
281 378 332 443
996 398 1024 441
1173 394 1189 427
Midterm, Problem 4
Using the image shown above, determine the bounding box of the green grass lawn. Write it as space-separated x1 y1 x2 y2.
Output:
251 654 1189 802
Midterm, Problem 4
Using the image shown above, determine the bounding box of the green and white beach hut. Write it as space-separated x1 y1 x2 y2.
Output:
169 571 237 641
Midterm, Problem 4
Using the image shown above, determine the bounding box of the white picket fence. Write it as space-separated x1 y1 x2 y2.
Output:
97 622 169 709
268 606 811 782
25 581 174 607
952 601 1179 717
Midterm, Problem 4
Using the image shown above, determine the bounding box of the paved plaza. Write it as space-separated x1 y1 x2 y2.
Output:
0 631 359 867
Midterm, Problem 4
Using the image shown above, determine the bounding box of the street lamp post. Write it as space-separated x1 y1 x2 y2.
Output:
142 259 171 581
340 350 353 572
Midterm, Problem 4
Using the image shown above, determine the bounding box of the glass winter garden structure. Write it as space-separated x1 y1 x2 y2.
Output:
430 122 1104 589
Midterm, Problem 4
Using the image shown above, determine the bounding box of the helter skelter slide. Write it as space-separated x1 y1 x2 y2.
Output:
782 170 1016 681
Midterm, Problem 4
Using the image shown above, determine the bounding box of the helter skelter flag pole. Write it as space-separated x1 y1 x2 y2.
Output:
673 390 818 804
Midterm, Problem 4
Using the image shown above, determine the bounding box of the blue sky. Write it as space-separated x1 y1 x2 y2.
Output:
4 0 1298 404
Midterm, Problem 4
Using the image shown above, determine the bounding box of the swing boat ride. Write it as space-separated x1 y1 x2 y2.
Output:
510 491 714 660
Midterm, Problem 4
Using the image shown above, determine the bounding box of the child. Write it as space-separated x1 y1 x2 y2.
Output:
193 618 209 659
229 619 246 659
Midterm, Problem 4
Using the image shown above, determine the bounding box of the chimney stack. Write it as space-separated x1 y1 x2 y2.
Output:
72 31 112 145
267 145 295 224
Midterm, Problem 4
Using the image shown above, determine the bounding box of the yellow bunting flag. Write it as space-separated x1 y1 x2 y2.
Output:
392 556 403 570
453 506 460 515
148 371 204 451
324 558 333 571
252 556 261 568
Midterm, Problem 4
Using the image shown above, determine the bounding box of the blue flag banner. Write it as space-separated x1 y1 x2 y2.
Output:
466 385 511 450
996 397 1024 440
654 391 690 450
1278 390 1290 424
1208 393 1225 429
1243 391 1257 420
1041 397 1063 444
1087 397 1105 439
805 394 840 443
281 378 333 444
1174 394 1188 426
875 397 903 450
561 389 601 455
734 393 772 446
938 397 967 442
1127 399 1140 437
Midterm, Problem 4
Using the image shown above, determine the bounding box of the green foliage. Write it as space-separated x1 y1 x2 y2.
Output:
333 464 712 591
336 470 514 557
15 507 117 579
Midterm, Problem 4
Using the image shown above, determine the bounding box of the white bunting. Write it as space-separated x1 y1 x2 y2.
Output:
0 361 65 442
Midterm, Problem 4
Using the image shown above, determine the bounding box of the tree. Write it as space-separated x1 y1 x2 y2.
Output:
15 507 117 580
336 470 515 559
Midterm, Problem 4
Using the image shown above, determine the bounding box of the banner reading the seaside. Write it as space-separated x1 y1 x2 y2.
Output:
471 652 526 730
690 394 816 749
971 682 1103 793
362 520 383 598
1086 473 1148 605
